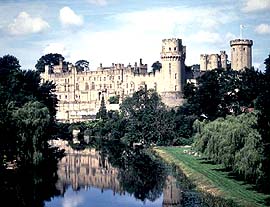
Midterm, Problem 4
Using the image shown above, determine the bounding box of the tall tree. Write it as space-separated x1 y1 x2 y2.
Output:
96 95 107 120
264 53 270 74
35 53 65 73
120 88 175 146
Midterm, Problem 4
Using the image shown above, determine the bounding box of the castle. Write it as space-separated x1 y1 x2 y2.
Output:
40 38 253 122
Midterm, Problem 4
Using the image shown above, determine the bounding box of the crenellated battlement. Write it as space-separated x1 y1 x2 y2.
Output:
230 39 253 46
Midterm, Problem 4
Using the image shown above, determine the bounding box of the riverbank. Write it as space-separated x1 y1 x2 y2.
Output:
153 146 269 207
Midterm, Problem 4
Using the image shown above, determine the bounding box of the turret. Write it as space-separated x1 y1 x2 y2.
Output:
230 39 253 70
160 38 186 93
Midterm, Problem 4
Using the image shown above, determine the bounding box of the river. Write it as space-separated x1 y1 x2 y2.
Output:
44 142 203 207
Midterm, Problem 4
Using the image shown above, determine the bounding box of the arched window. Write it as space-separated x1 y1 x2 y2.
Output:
76 83 79 91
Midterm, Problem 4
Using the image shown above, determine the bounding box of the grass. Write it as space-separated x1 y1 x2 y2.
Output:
153 146 269 207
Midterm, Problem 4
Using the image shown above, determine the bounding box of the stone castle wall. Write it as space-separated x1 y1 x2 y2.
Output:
41 38 186 122
200 51 228 71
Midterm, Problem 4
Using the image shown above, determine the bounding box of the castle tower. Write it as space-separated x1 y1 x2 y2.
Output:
220 51 228 69
230 39 253 70
160 38 186 107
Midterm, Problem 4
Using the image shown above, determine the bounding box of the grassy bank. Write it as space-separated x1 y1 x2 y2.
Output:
154 146 269 207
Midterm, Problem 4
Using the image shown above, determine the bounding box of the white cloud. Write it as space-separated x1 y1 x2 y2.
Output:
59 7 83 26
48 6 237 68
255 23 270 34
43 42 70 58
242 0 270 12
8 11 49 36
87 0 108 6
188 31 222 44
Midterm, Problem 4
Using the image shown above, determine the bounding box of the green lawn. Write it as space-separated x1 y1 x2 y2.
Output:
154 146 269 207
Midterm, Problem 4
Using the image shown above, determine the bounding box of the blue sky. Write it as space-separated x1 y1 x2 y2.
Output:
0 0 270 71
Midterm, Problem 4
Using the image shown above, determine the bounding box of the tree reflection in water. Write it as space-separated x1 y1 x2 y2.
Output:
0 147 64 207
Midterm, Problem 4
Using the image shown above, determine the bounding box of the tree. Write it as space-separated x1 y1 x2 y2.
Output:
151 61 162 73
0 54 20 71
0 54 58 168
12 101 51 166
108 95 119 104
120 88 175 146
75 60 89 72
35 53 65 73
264 53 270 74
96 95 107 120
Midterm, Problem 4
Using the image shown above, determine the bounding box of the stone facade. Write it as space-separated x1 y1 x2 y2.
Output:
41 38 186 122
200 51 228 71
230 39 253 70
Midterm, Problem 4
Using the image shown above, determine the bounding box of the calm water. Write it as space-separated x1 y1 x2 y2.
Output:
0 142 239 207
44 146 196 207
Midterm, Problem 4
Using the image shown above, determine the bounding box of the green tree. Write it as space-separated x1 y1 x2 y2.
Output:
75 59 89 72
120 88 175 146
151 61 162 73
0 54 58 168
264 53 270 74
108 95 120 104
193 112 264 184
35 53 65 73
96 95 107 120
12 101 51 166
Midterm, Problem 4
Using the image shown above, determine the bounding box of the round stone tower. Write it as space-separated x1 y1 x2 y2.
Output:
160 38 186 107
230 39 253 70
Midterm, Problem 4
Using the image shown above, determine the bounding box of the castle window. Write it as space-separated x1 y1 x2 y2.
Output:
154 83 157 91
175 85 177 91
110 84 112 88
126 83 128 88
243 47 246 51
118 76 121 80
175 73 177 79
174 47 177 51
94 77 96 81
91 82 95 90
85 83 89 90
59 95 61 99
169 47 171 51
233 48 235 51
65 95 67 99
100 77 102 81
76 83 79 91
104 77 106 81
169 63 171 74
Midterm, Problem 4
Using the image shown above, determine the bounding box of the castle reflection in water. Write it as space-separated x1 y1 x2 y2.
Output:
55 147 183 207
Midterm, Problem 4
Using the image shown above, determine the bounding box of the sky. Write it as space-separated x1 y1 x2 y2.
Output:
0 0 270 71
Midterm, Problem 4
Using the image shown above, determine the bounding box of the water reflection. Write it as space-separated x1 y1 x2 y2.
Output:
51 146 186 207
56 148 123 195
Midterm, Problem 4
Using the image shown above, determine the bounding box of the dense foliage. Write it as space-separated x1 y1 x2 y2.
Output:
0 54 59 168
35 53 68 73
191 53 270 192
193 113 263 184
82 88 191 147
